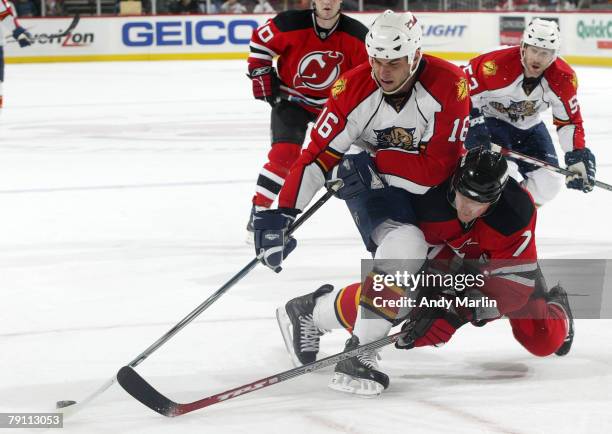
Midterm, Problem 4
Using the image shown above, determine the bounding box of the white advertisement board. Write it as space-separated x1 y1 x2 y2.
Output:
4 12 611 66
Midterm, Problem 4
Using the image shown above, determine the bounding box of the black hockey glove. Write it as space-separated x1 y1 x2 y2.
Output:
464 107 492 149
253 209 297 273
565 147 596 193
327 152 386 200
13 26 33 48
248 65 281 107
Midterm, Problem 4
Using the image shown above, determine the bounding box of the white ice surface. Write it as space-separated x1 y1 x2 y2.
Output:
1 60 611 434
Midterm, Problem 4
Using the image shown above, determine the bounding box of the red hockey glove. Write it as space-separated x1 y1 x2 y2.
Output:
248 66 280 107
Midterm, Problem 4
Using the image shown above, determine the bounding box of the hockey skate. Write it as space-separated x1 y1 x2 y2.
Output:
329 335 389 397
547 284 575 356
276 284 334 366
245 206 256 244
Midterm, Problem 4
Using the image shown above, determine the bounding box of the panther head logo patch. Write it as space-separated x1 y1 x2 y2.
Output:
373 126 418 153
489 100 538 122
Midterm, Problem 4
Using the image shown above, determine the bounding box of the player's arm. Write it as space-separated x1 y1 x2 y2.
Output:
254 84 363 271
375 72 470 194
0 0 33 47
477 220 539 317
547 66 595 192
462 56 493 148
247 17 285 106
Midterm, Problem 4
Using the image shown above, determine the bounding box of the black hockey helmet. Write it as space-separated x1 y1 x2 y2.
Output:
451 147 510 204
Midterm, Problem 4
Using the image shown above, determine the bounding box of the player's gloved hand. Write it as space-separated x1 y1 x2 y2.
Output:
12 26 33 48
328 152 386 200
395 303 467 350
248 65 280 107
253 209 297 272
464 107 492 149
565 147 596 193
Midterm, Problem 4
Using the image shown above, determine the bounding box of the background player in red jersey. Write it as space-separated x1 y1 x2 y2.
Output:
0 0 33 109
464 18 596 206
246 0 368 232
253 10 470 395
275 148 574 396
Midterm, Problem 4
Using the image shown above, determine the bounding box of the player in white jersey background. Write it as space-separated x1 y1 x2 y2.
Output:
463 18 596 206
0 0 32 109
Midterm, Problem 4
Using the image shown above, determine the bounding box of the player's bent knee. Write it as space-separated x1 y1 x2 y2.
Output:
374 224 428 261
268 142 302 169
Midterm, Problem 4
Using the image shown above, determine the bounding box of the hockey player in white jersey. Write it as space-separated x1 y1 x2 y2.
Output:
252 10 470 395
464 18 595 206
0 0 33 109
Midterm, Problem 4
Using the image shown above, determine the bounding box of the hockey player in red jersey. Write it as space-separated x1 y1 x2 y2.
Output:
0 0 33 109
275 148 574 396
464 18 595 206
246 0 368 231
253 10 470 395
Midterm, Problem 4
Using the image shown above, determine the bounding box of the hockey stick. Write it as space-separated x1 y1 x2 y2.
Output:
49 14 80 38
492 144 612 192
117 329 408 417
56 183 341 417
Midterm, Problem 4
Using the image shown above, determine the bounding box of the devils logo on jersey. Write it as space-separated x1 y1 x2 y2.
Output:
489 100 538 122
293 51 345 91
374 127 418 153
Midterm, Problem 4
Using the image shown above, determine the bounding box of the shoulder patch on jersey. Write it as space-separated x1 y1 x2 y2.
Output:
570 73 578 90
483 179 535 237
482 60 497 76
456 77 469 101
331 77 347 99
273 10 313 33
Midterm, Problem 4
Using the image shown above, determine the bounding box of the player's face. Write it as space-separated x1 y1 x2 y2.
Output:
370 57 412 93
522 44 555 77
454 192 491 223
313 0 342 22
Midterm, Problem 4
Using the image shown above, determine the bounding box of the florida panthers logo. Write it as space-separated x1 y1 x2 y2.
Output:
374 126 418 153
490 100 538 122
293 51 345 91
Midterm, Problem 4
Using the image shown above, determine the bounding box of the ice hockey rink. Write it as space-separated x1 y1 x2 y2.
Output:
1 60 612 433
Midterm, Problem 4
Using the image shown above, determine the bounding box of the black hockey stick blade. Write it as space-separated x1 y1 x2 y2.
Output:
117 329 408 417
117 366 179 416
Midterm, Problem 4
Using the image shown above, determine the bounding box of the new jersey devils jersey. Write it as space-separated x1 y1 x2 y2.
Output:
248 9 368 114
278 55 470 211
465 46 585 152
415 177 538 315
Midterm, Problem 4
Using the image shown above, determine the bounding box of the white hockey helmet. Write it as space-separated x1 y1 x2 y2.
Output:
366 10 422 61
522 18 561 55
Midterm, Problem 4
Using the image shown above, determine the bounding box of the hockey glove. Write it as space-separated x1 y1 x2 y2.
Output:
248 65 280 107
253 209 297 272
327 153 386 200
565 147 596 193
13 26 33 48
464 107 492 150
395 301 467 350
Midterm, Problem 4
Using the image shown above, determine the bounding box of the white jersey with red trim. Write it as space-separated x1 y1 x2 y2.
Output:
465 46 585 152
278 55 470 211
0 0 20 47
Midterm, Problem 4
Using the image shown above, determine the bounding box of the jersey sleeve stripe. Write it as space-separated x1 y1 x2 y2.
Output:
248 53 274 62
381 173 431 195
249 42 277 57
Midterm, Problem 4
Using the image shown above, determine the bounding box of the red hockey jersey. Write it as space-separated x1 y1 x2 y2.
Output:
415 178 538 316
248 9 368 114
465 46 585 152
278 55 470 211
